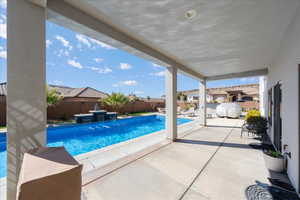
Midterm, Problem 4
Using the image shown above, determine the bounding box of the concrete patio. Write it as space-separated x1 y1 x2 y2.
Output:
81 118 270 200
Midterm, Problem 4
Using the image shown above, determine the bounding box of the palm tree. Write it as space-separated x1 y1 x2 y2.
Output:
47 88 62 107
100 93 130 112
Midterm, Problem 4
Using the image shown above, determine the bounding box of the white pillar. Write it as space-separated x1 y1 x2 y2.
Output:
199 80 207 126
7 1 46 199
259 76 267 117
165 67 177 141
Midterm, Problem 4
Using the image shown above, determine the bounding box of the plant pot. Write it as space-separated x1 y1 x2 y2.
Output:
263 152 285 172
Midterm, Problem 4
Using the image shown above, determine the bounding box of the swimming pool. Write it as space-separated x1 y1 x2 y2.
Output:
0 115 192 178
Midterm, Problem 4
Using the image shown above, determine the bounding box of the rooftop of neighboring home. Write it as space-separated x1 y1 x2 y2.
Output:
180 84 259 96
0 82 108 99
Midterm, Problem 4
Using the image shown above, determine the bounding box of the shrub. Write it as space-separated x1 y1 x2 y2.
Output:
47 88 62 107
245 110 260 121
247 116 268 134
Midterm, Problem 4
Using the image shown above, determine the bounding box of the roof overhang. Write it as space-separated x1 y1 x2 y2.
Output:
42 0 300 81
206 68 268 81
46 0 205 80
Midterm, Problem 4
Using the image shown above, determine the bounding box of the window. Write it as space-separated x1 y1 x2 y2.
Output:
268 88 273 126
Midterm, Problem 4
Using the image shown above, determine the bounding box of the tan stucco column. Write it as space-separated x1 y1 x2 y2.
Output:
7 0 46 199
165 67 177 141
199 80 207 126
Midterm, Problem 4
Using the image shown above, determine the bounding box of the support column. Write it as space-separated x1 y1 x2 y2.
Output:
259 76 267 117
199 80 207 126
165 67 177 141
7 1 46 199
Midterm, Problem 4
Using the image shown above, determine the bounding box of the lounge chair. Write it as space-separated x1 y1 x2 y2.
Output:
182 107 195 117
157 107 166 113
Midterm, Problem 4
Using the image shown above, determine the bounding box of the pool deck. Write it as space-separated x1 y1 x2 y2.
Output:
0 118 274 200
81 118 270 200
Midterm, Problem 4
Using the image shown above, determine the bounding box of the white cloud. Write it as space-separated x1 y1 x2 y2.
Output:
88 66 112 74
150 71 165 77
121 80 137 86
0 50 6 59
113 80 138 87
0 0 6 9
0 23 6 39
56 49 70 57
75 33 115 50
52 80 63 85
55 35 72 50
94 58 104 63
152 63 163 68
75 34 91 48
98 67 112 74
89 38 116 50
46 40 52 48
134 91 144 95
119 63 132 70
240 77 258 82
67 59 83 69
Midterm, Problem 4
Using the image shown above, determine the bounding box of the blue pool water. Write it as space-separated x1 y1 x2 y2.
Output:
0 115 191 178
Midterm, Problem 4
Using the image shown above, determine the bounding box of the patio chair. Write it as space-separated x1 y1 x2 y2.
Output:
206 107 215 119
240 121 256 137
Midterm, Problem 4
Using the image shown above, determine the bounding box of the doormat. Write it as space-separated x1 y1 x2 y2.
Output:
245 184 299 200
268 178 295 192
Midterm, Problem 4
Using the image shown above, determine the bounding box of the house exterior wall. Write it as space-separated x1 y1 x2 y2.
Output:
267 5 300 193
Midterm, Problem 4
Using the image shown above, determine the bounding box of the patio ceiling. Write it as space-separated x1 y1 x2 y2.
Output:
46 0 299 80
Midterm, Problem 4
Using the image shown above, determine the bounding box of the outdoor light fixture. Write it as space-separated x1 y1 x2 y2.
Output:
185 9 197 19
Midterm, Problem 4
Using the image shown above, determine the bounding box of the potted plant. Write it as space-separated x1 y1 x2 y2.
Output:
263 150 285 172
245 110 268 135
246 116 268 135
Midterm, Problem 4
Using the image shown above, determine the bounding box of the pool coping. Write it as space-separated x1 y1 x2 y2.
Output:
75 118 197 161
78 119 201 185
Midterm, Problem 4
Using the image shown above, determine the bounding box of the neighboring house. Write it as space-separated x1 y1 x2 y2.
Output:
48 84 108 101
181 84 259 103
0 83 108 125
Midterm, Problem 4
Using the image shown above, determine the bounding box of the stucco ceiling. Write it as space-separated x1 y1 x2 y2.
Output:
49 0 300 78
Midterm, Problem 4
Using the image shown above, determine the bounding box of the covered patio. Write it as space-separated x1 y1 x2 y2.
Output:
81 118 269 200
5 0 300 199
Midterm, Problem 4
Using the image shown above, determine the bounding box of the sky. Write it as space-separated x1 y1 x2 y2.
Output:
0 0 259 98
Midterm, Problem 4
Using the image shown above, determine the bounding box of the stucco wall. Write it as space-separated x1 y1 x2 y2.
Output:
267 5 300 192
0 97 165 123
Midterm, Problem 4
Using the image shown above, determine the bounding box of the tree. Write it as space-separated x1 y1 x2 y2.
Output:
100 93 130 112
47 88 62 107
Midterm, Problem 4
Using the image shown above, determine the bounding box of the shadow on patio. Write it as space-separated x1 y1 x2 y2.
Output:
175 138 255 150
